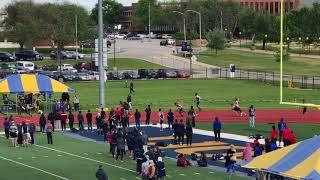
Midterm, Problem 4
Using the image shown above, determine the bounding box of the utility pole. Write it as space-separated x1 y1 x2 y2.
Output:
173 11 186 41
220 10 222 31
148 1 151 39
98 0 105 107
75 14 78 60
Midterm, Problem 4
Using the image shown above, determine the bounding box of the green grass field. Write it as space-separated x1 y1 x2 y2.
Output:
2 79 319 111
196 122 320 141
34 58 165 70
0 133 248 180
65 79 320 110
198 49 320 76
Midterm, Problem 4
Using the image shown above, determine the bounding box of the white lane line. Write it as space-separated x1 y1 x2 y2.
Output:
83 153 88 155
0 156 69 180
57 155 62 157
31 157 36 159
97 152 102 155
194 172 200 175
120 178 127 180
18 157 22 160
35 145 135 173
179 174 186 176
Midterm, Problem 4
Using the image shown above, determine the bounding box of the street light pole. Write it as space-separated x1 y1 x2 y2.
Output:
75 14 78 60
148 2 151 39
186 10 201 47
239 31 242 48
98 0 105 107
173 11 186 41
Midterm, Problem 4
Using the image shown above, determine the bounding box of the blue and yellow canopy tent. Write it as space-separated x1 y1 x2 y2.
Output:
0 74 73 94
238 136 320 180
0 74 74 115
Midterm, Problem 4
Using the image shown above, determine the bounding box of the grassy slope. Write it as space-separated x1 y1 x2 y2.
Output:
65 79 320 110
0 134 248 180
196 122 320 141
34 58 165 70
198 49 320 76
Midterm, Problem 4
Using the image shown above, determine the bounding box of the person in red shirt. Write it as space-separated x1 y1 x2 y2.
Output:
114 108 121 126
270 125 278 143
282 126 291 147
289 131 297 144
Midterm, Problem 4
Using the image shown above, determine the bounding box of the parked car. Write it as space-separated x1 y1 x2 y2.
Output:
155 34 163 39
147 69 158 79
115 34 127 39
57 64 77 73
0 52 15 62
128 35 142 40
65 51 85 59
123 70 139 79
61 71 79 82
161 34 172 39
74 62 92 71
138 69 149 78
167 39 176 45
40 71 60 80
15 50 43 61
181 41 193 52
16 61 35 71
176 70 190 78
89 71 107 82
158 69 177 78
107 71 124 80
137 34 148 39
160 40 167 46
77 72 91 81
50 50 72 60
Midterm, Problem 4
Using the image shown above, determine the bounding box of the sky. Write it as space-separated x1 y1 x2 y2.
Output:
0 0 137 11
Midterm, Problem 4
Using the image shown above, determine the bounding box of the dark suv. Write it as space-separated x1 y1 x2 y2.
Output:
15 50 43 61
0 52 15 62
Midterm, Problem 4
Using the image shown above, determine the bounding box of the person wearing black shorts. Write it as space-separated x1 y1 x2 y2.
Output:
195 93 202 111
159 109 164 131
167 109 174 130
145 105 151 125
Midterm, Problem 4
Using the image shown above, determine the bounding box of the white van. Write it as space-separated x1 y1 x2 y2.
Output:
16 61 34 71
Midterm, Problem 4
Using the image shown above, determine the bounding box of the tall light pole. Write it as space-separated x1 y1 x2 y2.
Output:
239 31 242 48
186 10 201 47
75 14 78 60
98 0 105 107
173 11 186 41
148 1 151 40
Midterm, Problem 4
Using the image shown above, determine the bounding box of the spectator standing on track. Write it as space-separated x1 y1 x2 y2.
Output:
185 121 193 146
194 93 202 111
130 80 135 94
29 123 36 144
39 113 46 133
135 109 141 128
248 105 255 128
278 118 286 144
3 117 10 139
270 125 278 143
177 120 185 145
116 129 125 161
213 117 222 141
145 105 151 125
22 121 30 146
101 108 106 121
158 109 164 131
167 109 174 130
60 111 67 131
107 129 116 158
172 120 178 142
95 165 108 180
96 113 103 135
68 111 74 130
48 111 55 132
9 122 18 147
114 108 121 127
73 94 79 112
17 123 23 145
86 110 93 131
188 106 196 127
78 111 84 132
45 121 53 144
282 126 291 147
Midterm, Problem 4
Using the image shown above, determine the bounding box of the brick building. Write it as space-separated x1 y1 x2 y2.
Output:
229 0 300 14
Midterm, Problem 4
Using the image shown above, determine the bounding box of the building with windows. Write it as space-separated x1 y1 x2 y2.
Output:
231 0 300 14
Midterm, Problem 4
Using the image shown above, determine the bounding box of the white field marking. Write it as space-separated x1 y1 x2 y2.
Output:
120 178 127 180
209 172 215 174
18 157 22 159
35 145 136 173
31 156 36 159
0 156 70 180
179 174 186 176
57 154 62 157
194 172 200 175
135 177 142 179
44 156 49 158
83 153 88 155
97 152 102 155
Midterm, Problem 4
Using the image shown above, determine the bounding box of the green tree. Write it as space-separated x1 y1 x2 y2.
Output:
90 0 122 27
205 29 225 55
2 0 39 50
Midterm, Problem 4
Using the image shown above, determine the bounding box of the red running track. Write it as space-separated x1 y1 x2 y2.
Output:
0 109 319 127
